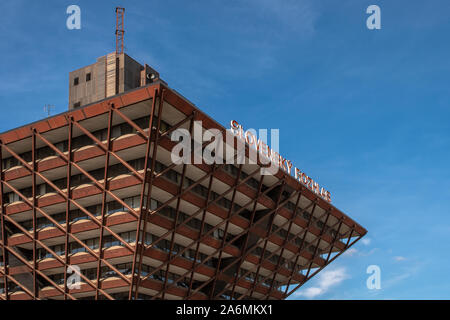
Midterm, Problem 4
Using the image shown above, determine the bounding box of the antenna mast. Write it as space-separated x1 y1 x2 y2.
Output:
115 7 125 54
44 104 55 116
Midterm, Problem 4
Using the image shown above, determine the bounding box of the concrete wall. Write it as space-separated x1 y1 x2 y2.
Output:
123 54 143 92
69 63 97 109
69 53 157 110
95 55 106 102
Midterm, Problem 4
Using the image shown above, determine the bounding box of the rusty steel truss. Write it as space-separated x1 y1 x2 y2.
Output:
0 83 367 300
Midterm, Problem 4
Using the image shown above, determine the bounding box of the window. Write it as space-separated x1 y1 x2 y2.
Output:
86 73 91 81
84 238 99 250
70 210 89 223
111 125 121 138
20 151 32 163
37 184 47 196
55 140 68 152
70 242 85 254
73 102 81 108
144 233 153 246
120 230 137 243
73 77 79 86
107 201 123 215
213 228 225 240
6 192 20 204
37 146 54 159
3 157 19 169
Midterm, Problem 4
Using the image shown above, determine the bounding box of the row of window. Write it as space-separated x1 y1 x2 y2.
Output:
271 223 322 255
4 145 270 237
3 157 146 205
252 246 305 271
16 196 227 261
154 160 244 214
6 147 321 269
151 198 227 240
8 159 308 266
35 229 215 269
151 237 215 267
36 230 141 259
73 73 91 87
1 115 170 170
17 198 227 250
7 159 324 271
283 201 339 239
48 261 189 290
85 292 153 300
238 268 282 289
19 195 142 231
222 164 262 191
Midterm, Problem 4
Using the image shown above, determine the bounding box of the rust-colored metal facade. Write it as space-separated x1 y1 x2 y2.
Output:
0 83 367 300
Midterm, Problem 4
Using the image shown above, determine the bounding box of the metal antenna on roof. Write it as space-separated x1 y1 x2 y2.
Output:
115 7 125 54
44 104 55 116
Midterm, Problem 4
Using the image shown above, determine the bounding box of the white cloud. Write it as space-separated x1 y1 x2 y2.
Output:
343 248 358 257
361 238 371 246
393 256 406 262
299 287 324 299
295 267 348 299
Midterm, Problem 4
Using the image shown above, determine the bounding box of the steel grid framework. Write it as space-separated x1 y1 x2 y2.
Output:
0 84 366 300
115 7 125 55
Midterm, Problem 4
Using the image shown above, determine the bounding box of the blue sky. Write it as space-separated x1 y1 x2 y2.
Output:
1 0 450 299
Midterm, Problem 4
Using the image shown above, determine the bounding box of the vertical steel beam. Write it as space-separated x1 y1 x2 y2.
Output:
230 174 265 298
303 209 332 280
31 129 37 299
63 118 73 300
130 89 165 299
0 141 8 300
247 181 285 299
186 169 215 297
95 108 114 300
266 189 302 299
129 89 158 300
209 164 243 299
283 201 317 296
161 114 194 299
324 219 343 262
